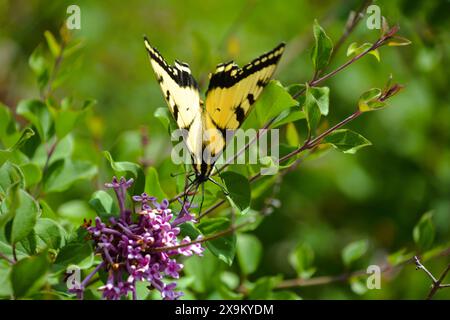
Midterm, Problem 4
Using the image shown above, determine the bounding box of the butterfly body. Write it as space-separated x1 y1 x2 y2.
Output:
144 37 285 185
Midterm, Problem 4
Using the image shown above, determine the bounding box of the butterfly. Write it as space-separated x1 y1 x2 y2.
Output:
144 37 285 198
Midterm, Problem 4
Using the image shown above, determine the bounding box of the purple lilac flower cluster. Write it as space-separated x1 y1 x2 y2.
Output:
74 177 204 300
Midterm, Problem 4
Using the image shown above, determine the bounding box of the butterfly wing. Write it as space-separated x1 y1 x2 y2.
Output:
144 37 203 166
144 37 201 131
204 43 286 133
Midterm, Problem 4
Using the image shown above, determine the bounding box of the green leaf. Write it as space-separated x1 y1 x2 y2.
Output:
272 106 306 128
0 162 24 197
19 163 42 188
49 99 94 139
154 107 174 131
309 86 330 116
322 129 372 154
350 276 368 295
44 30 61 57
34 218 66 251
0 260 12 297
248 275 282 299
10 251 50 298
54 228 92 267
387 248 412 266
347 42 380 62
28 45 50 90
221 171 251 211
272 291 301 300
44 159 97 193
413 212 435 251
144 167 167 202
387 36 412 47
16 99 52 141
303 85 322 134
197 217 236 266
358 88 386 112
342 239 368 267
103 151 145 194
0 128 35 166
236 233 262 275
89 190 118 218
8 188 40 244
286 122 300 147
311 19 333 72
289 243 316 279
252 81 298 127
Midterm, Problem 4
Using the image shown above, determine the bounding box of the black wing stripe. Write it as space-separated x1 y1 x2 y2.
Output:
206 43 285 91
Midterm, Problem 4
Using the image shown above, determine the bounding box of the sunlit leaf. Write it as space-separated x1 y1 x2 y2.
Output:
322 129 372 154
311 20 333 72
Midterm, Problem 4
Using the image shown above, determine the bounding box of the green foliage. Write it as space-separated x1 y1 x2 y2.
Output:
413 212 435 251
0 1 447 301
311 20 333 73
342 240 369 267
322 129 372 154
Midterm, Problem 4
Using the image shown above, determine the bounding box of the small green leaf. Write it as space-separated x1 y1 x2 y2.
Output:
44 30 61 57
248 275 282 299
252 81 298 127
50 100 93 139
286 123 300 147
311 20 333 72
221 171 251 211
89 190 118 218
413 212 435 251
44 159 97 193
272 291 301 300
16 100 52 141
10 251 50 298
103 151 145 194
0 260 12 297
347 42 380 62
9 189 40 244
387 36 412 47
144 167 167 202
28 45 50 90
387 248 412 266
272 107 306 128
342 239 368 267
350 276 368 295
358 88 386 112
322 129 372 154
154 107 174 132
197 217 236 266
289 243 316 279
303 85 322 134
54 228 92 267
20 163 42 188
34 218 66 251
236 233 262 275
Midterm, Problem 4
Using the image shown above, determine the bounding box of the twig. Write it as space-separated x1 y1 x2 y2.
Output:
414 256 450 300
332 0 373 58
276 247 450 290
292 25 399 99
0 252 14 264
43 40 66 100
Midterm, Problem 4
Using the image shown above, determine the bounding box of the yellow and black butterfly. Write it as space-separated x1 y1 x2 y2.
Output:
144 37 285 200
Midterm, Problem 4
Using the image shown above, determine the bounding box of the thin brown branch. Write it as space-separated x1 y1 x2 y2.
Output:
0 252 14 264
332 0 373 58
414 256 450 300
276 247 450 290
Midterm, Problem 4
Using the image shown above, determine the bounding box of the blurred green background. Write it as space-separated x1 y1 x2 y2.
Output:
0 0 449 299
